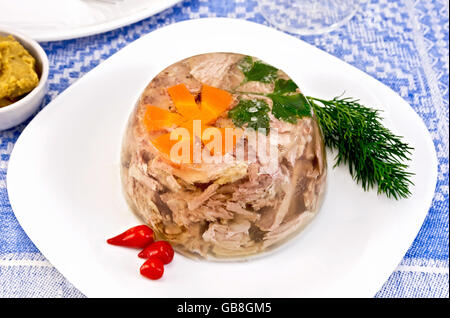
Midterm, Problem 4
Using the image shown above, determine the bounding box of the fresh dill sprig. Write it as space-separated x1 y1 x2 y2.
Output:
307 96 414 199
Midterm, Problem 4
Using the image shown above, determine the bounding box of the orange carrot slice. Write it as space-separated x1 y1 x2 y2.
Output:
167 84 200 118
201 84 233 121
143 105 183 132
151 126 201 163
149 84 237 160
151 130 193 163
151 133 179 156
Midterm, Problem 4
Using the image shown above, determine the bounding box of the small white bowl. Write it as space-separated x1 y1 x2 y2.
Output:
0 26 49 131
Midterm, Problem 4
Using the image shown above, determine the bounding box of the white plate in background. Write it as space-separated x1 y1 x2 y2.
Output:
0 0 182 41
7 18 437 297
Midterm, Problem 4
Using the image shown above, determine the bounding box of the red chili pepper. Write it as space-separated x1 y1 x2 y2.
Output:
138 240 174 264
107 225 154 248
140 257 164 280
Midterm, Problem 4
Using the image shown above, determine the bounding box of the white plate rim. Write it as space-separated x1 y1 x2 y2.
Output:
9 0 182 42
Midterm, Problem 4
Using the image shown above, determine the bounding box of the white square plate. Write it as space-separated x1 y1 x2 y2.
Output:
7 18 437 297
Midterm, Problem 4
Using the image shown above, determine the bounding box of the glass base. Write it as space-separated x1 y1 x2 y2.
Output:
259 0 360 35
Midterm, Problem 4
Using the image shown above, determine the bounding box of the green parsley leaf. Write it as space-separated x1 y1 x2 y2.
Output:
228 99 270 132
273 79 298 94
236 57 311 123
269 93 311 123
238 56 278 83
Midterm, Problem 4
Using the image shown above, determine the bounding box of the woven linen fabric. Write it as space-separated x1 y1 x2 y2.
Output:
0 0 448 298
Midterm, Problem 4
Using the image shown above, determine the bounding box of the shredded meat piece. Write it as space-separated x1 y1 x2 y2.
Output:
202 218 252 251
187 53 243 90
263 211 316 248
128 165 162 192
187 183 219 211
225 202 260 222
148 158 182 192
232 173 279 211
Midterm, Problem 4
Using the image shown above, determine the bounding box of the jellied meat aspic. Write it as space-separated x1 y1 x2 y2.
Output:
121 53 327 260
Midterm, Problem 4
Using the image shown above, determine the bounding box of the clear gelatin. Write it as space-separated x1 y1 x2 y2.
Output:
121 53 327 260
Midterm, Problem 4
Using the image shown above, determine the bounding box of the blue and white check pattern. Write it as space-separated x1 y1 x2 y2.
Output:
0 0 448 297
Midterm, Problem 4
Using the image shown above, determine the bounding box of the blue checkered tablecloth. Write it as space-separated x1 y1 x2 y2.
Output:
0 0 448 298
